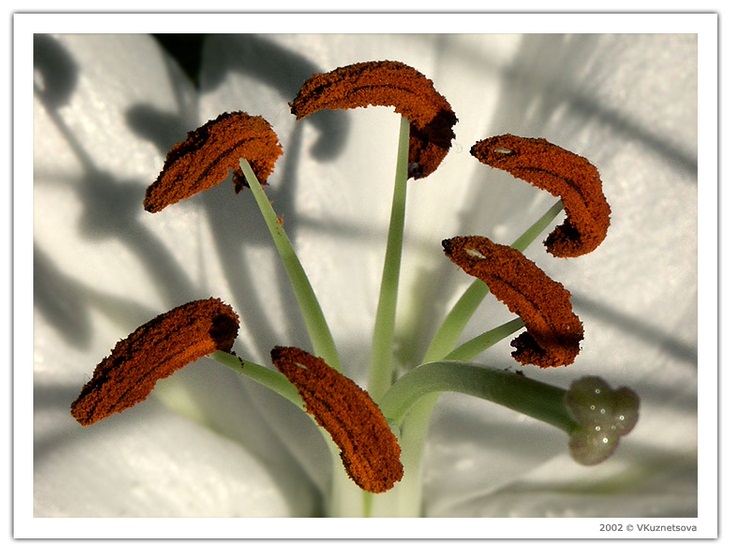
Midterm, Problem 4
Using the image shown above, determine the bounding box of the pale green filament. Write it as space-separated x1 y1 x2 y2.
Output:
209 350 303 409
240 159 342 372
381 198 566 516
444 316 525 362
367 116 411 402
511 198 565 252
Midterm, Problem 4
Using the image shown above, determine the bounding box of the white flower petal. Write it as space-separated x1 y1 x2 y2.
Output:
421 34 697 517
35 396 299 517
34 34 306 517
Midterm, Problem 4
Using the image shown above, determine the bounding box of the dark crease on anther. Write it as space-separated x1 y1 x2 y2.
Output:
70 298 240 426
488 272 566 341
470 134 610 257
290 60 457 180
443 236 584 367
192 137 260 190
270 346 403 493
144 111 282 213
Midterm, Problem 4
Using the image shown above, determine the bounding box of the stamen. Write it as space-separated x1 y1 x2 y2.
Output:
290 60 457 179
71 298 239 426
144 112 282 213
470 134 610 257
442 236 583 367
270 346 403 493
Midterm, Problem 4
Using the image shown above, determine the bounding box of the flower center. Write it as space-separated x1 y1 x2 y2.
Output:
69 58 639 517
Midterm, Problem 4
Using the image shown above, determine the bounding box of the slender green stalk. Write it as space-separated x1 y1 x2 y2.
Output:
510 198 564 252
240 160 342 372
383 393 437 516
421 281 489 363
444 317 525 362
328 466 367 517
380 360 576 433
381 364 640 476
389 198 565 516
367 116 411 401
421 198 564 364
209 351 303 408
372 353 576 517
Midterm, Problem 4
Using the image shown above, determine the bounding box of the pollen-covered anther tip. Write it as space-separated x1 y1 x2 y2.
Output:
70 298 240 427
564 376 640 466
270 346 403 493
471 134 610 257
443 235 583 367
290 60 457 180
144 111 282 213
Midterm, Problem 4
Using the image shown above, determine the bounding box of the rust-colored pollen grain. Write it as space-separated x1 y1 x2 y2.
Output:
443 236 583 367
144 111 283 213
290 60 457 180
270 346 403 493
471 134 610 257
71 298 240 426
